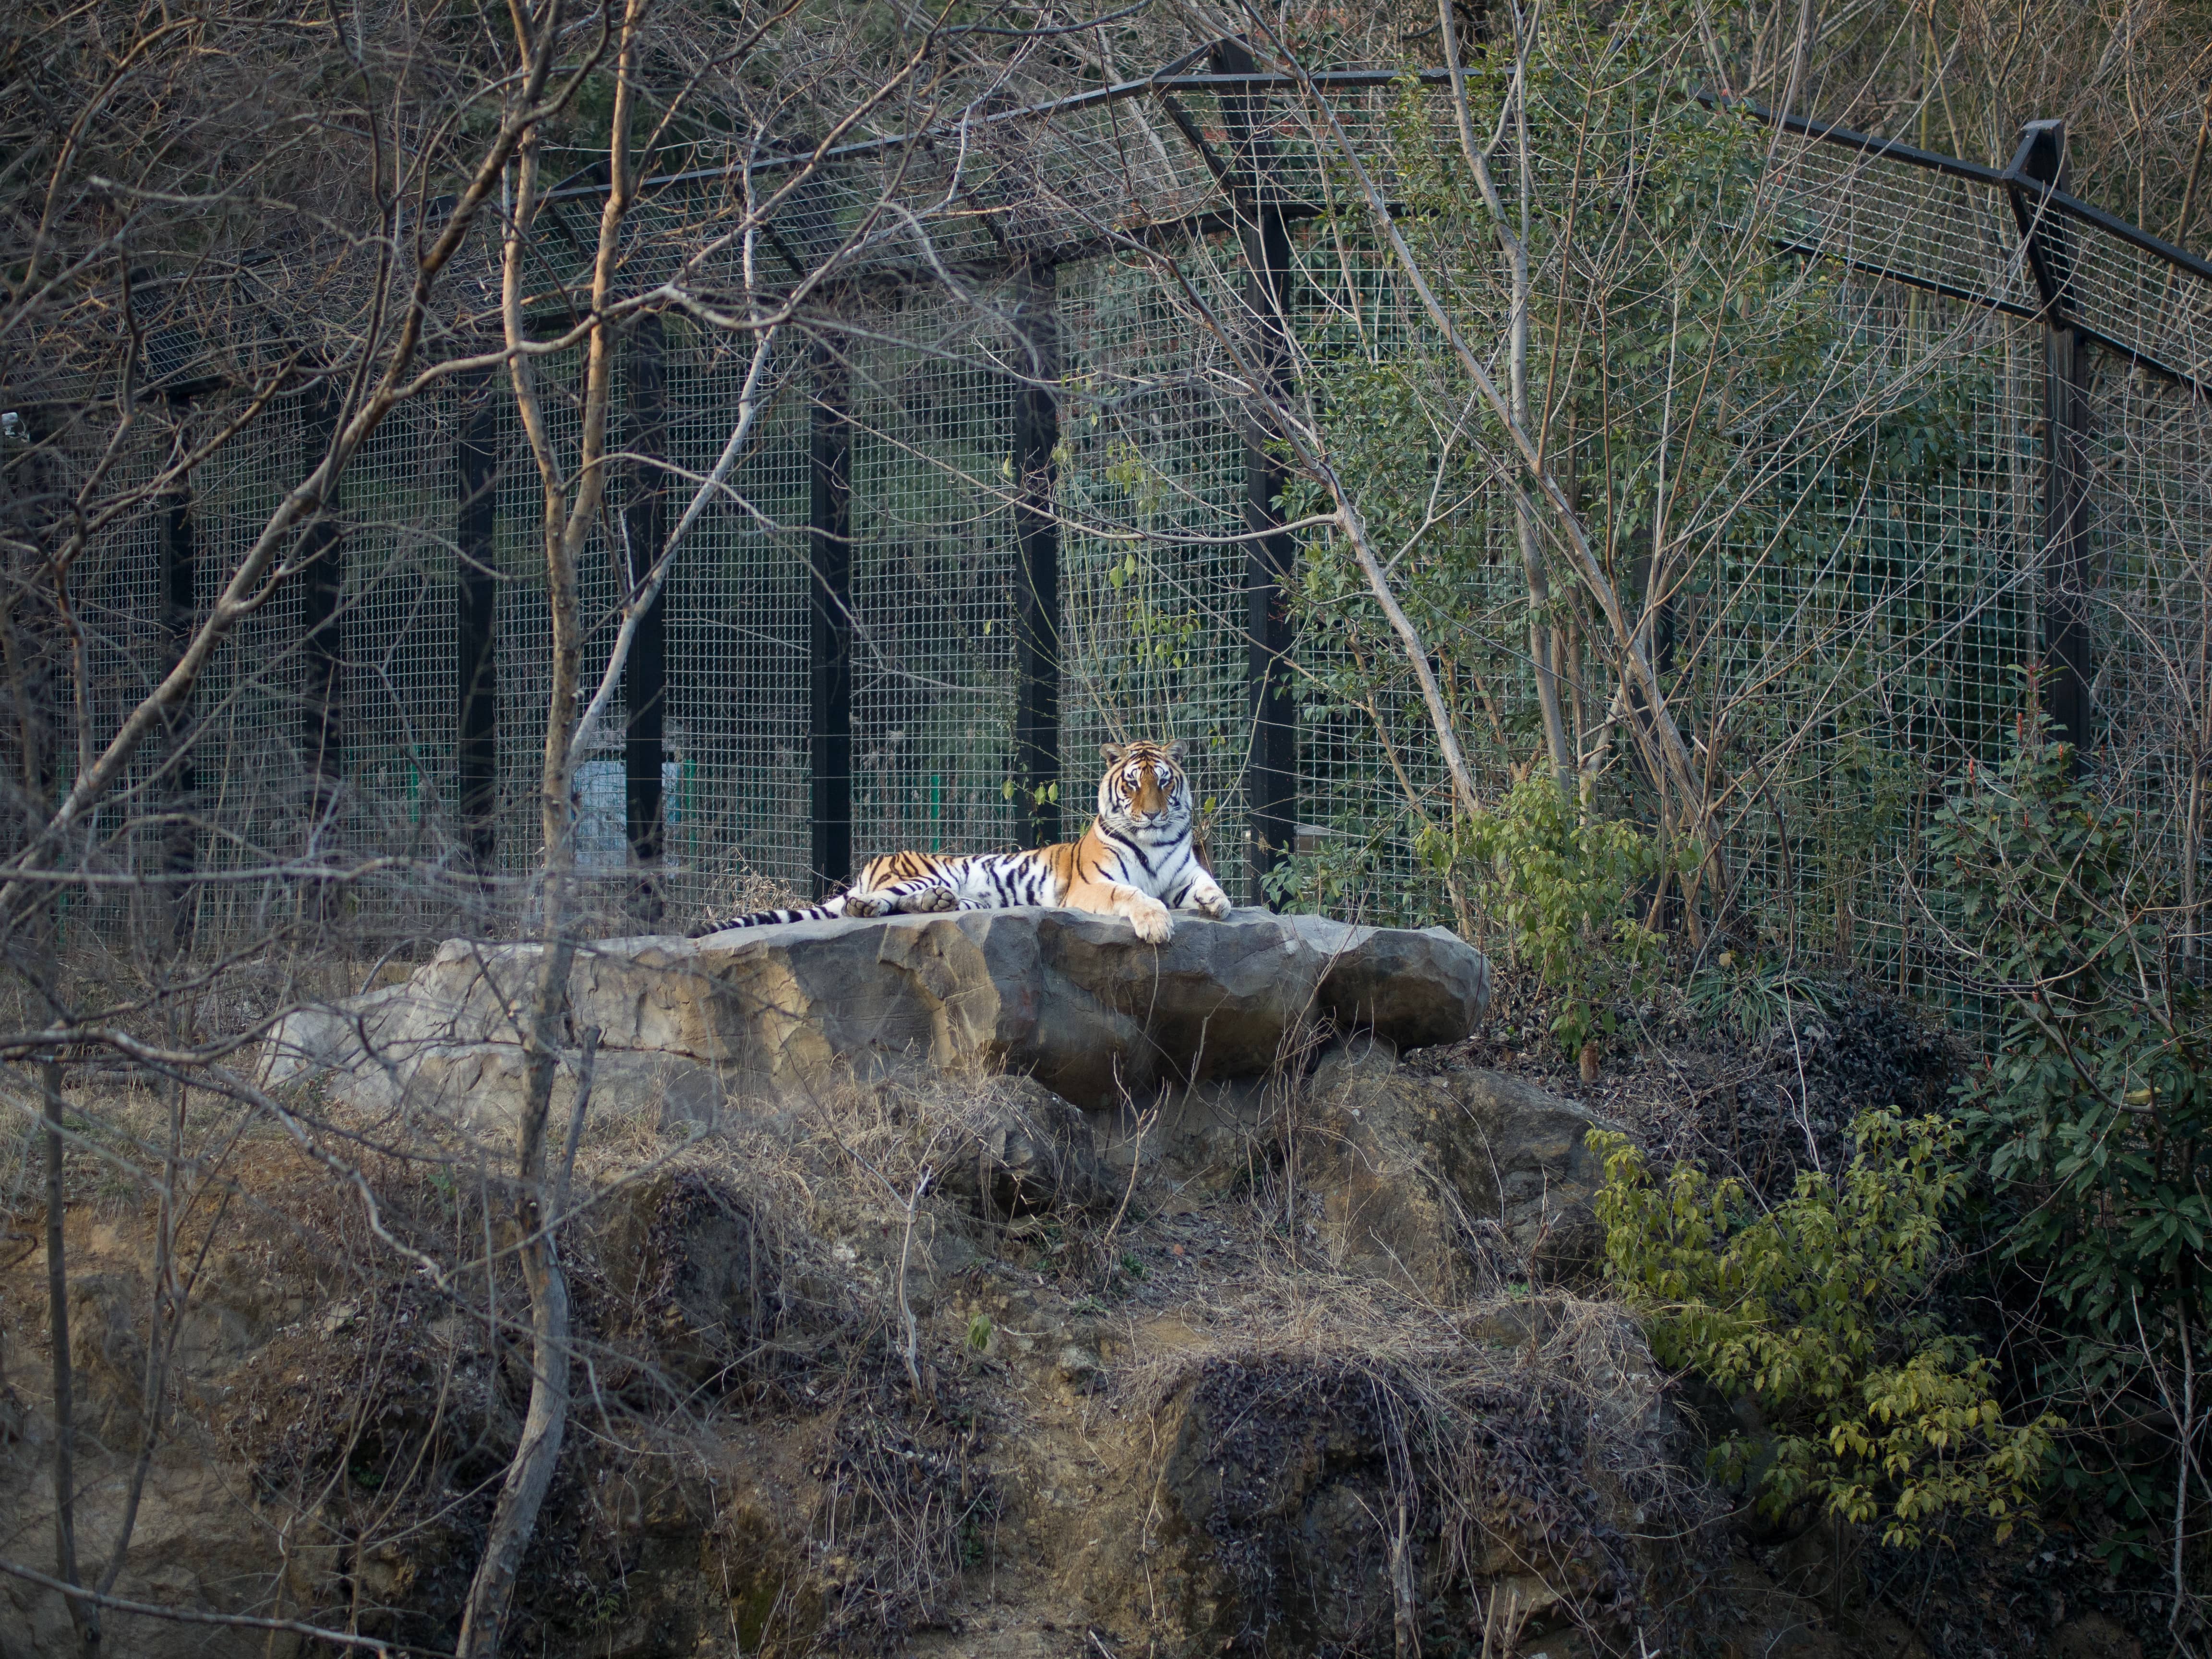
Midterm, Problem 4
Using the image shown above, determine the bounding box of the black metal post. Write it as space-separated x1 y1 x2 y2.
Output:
1214 36 1298 906
457 386 500 873
2010 119 2094 757
1012 264 1062 848
299 386 346 840
810 336 854 897
0 409 59 846
624 315 670 915
157 480 197 942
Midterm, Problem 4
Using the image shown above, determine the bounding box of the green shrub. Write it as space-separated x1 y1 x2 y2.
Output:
1444 775 1671 1062
1934 716 2212 1542
1593 1109 2056 1545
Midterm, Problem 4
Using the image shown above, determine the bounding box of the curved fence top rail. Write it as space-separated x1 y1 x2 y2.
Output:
13 50 2212 409
1706 94 2212 395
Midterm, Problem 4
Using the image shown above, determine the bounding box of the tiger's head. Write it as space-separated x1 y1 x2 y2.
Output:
1097 740 1193 839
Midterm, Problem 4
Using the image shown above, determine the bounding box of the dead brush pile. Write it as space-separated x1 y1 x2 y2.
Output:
1104 1261 1725 1655
1441 966 1957 1199
8 1032 1734 1656
67 1068 1020 1653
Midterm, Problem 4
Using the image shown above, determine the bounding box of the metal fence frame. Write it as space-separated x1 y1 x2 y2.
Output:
14 46 2212 954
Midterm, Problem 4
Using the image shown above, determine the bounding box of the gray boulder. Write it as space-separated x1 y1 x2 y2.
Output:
261 907 1489 1126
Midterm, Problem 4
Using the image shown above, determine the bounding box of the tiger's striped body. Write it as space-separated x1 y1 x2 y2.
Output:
694 740 1232 944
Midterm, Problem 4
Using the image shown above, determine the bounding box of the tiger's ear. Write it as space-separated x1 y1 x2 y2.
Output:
1100 743 1125 764
1165 739 1186 761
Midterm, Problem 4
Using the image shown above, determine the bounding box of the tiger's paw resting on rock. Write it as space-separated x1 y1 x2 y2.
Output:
1125 894 1175 945
843 886 957 919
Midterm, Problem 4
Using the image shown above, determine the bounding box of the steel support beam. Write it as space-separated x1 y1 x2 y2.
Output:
809 337 854 897
624 314 670 914
1011 263 1062 848
1213 36 1298 906
2011 120 2095 758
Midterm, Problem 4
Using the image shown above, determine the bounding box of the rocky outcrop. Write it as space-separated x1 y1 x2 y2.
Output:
1 1040 1971 1659
1298 1037 1620 1298
262 908 1491 1126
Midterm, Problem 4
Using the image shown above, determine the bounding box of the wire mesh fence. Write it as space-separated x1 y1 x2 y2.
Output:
845 284 1023 863
490 355 631 919
1057 245 1250 878
9 56 2212 998
661 324 814 916
180 392 316 946
2078 352 2212 956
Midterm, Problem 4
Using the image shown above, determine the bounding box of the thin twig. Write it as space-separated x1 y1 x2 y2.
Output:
0 1557 412 1656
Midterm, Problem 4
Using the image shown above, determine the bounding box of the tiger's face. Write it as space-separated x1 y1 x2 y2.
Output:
1098 740 1193 838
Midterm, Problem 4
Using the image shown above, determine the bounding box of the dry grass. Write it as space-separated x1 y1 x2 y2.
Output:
688 863 806 932
0 1022 1734 1655
1091 1183 1713 1652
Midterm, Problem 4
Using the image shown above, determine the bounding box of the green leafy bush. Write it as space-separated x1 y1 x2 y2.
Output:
1445 776 1671 1062
1934 716 2212 1538
1593 1110 2056 1545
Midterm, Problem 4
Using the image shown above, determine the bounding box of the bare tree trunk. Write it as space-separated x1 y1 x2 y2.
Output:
1438 0 1573 795
458 3 642 1646
41 1059 96 1659
453 1026 572 1657
456 130 577 1659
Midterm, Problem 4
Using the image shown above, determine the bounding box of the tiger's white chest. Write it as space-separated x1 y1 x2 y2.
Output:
1096 830 1198 896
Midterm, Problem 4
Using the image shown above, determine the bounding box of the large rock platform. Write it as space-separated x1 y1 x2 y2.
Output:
262 906 1491 1125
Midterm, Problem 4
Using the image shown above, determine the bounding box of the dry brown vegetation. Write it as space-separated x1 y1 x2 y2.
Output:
0 1044 1726 1658
6 0 2212 1654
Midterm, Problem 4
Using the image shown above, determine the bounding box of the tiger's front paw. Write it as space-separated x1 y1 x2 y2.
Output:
843 893 885 917
899 886 958 914
1128 896 1174 945
1190 881 1233 920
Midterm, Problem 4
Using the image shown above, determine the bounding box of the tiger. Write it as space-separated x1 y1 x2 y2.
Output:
693 739 1233 945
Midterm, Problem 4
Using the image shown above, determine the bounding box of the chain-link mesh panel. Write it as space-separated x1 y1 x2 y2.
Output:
60 421 171 951
2044 198 2212 389
661 324 811 920
184 393 315 947
1283 228 1517 929
1057 248 1251 881
843 285 1022 860
1693 295 2040 1018
1276 233 2045 967
338 384 472 940
493 356 629 922
2083 345 2212 963
1763 133 2037 320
